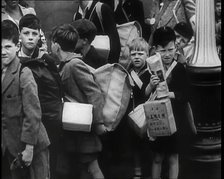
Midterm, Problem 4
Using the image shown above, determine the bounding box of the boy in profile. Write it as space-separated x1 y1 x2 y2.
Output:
71 19 107 69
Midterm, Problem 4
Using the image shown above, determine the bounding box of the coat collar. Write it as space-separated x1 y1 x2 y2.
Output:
2 57 20 94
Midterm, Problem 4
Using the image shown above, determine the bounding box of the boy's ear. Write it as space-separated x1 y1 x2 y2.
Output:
16 42 20 52
149 46 156 56
55 42 61 51
83 38 89 45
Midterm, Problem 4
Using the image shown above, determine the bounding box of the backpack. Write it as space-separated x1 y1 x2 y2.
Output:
93 63 134 131
116 21 142 50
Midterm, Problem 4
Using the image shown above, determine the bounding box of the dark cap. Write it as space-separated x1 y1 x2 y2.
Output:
19 14 41 31
174 22 193 40
71 19 97 43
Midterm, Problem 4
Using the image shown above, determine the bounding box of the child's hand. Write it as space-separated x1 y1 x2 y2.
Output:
145 75 160 96
168 92 175 99
150 74 160 89
21 144 33 167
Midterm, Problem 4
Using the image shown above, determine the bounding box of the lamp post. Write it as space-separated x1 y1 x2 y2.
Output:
182 0 221 178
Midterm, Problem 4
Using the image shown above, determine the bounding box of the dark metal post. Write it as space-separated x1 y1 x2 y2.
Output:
182 0 221 178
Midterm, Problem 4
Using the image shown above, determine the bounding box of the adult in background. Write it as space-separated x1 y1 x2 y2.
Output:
50 23 106 179
148 0 196 47
71 18 107 69
73 0 121 64
112 0 151 41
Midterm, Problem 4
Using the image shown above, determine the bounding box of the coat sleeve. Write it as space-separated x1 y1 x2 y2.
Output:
182 0 196 19
20 67 42 145
71 60 105 124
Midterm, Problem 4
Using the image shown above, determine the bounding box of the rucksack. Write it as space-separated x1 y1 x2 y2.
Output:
93 63 134 131
117 21 142 50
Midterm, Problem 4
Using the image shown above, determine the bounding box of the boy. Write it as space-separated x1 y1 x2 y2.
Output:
2 19 50 179
150 26 190 179
71 19 107 69
73 0 121 63
18 14 46 58
173 21 194 64
50 23 106 179
127 37 159 177
18 14 64 179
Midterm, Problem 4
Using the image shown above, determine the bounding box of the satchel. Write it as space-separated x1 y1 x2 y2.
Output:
93 63 134 131
62 95 93 132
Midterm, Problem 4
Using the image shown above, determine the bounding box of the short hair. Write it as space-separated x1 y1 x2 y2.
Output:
153 26 176 47
51 23 79 52
174 22 193 40
128 37 149 56
2 20 19 44
19 14 41 31
71 19 97 43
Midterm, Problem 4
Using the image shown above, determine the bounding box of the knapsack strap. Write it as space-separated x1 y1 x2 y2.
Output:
94 2 105 33
130 70 143 89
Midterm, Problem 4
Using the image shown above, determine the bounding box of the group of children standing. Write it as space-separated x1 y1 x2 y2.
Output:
2 1 200 179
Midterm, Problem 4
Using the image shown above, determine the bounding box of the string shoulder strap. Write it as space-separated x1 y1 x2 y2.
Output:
130 70 143 89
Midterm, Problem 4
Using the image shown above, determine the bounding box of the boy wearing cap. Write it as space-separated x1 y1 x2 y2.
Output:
71 19 107 69
174 21 194 64
18 14 46 59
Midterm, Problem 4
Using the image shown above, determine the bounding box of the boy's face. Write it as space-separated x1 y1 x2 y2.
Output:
156 41 176 66
174 31 189 50
130 50 147 70
5 0 19 8
20 27 40 51
216 2 221 18
2 39 19 68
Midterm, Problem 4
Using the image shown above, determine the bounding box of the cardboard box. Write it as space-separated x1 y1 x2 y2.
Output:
144 98 176 136
62 102 93 132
